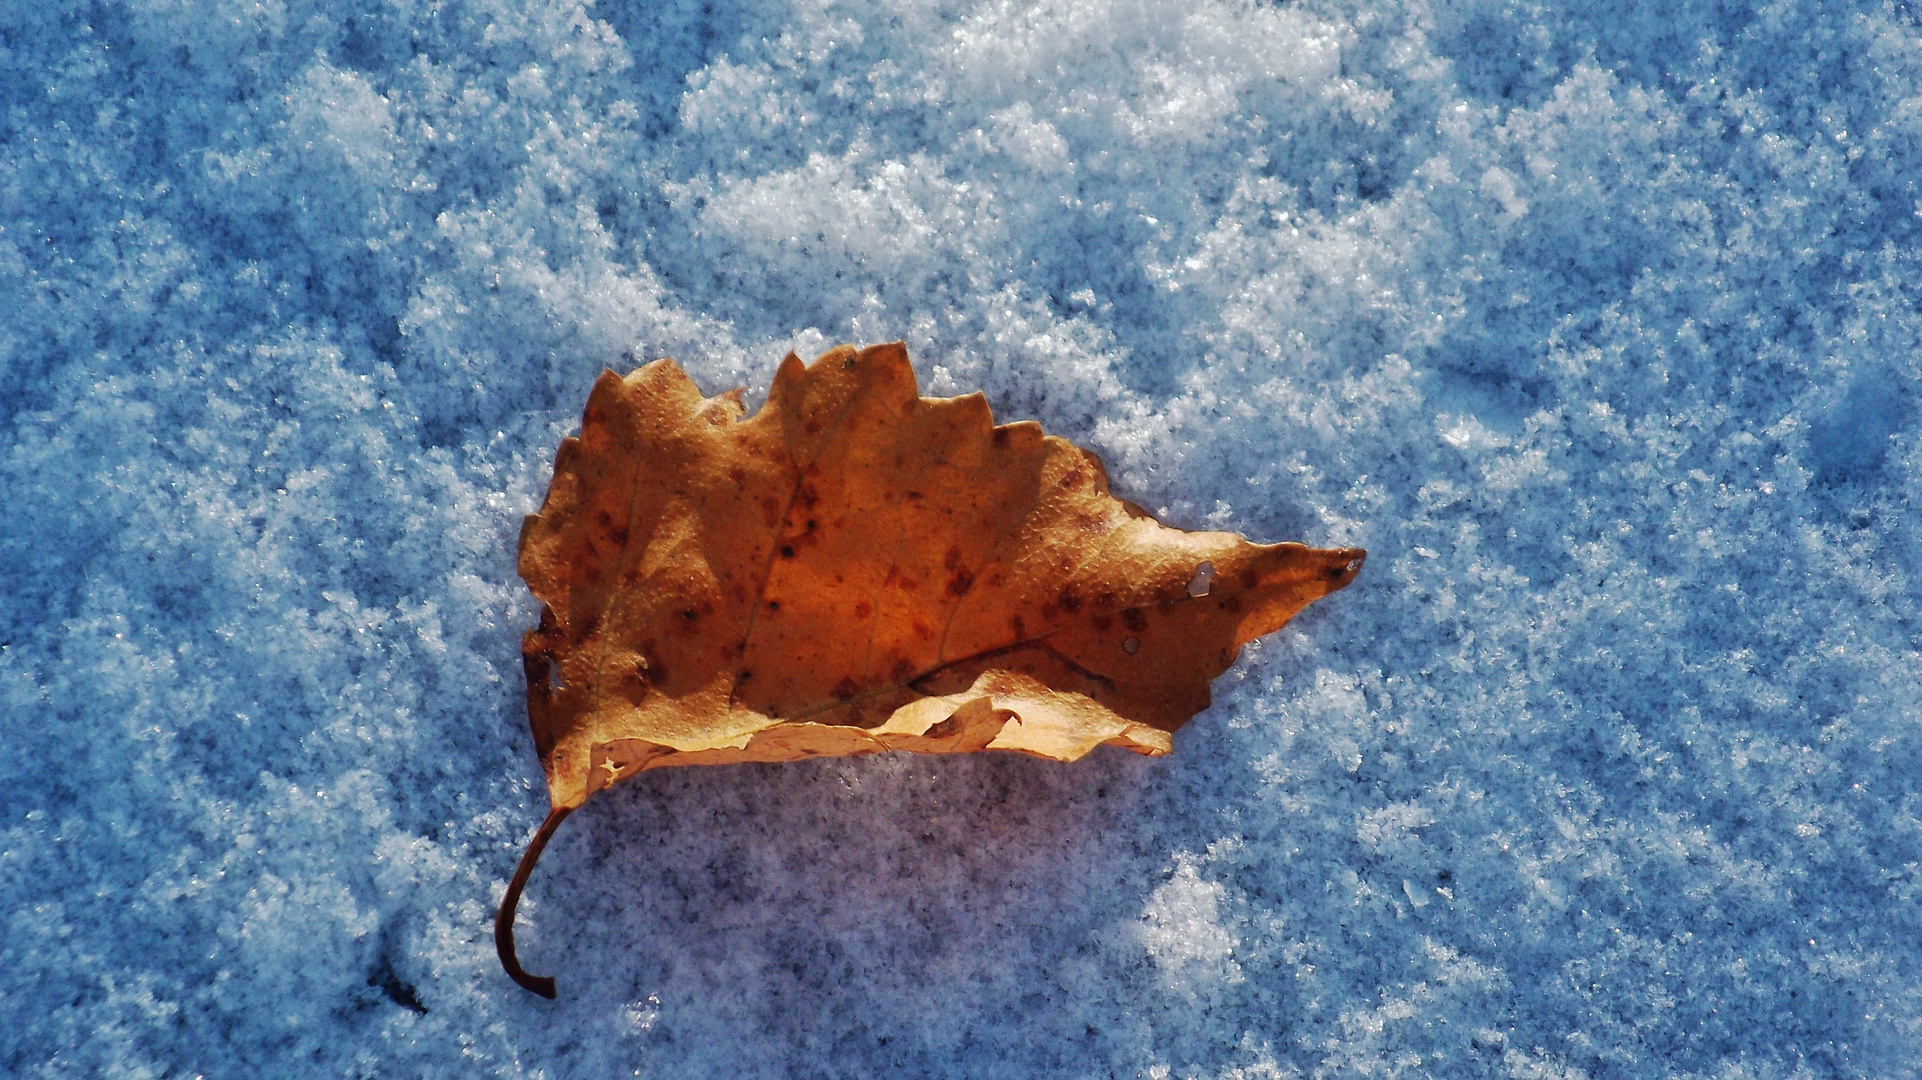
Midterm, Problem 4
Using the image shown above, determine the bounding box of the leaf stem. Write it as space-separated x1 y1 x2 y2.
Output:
496 805 572 999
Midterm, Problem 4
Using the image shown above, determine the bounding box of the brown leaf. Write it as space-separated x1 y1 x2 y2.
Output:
496 342 1364 996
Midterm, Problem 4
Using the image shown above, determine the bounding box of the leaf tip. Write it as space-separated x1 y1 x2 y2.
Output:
1327 548 1367 591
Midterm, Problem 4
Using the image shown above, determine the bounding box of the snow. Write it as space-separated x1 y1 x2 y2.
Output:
4 0 1920 1075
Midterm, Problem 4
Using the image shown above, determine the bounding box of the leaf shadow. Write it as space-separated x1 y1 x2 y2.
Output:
526 747 1167 1045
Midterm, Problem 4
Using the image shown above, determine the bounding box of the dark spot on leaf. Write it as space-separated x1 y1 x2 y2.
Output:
1122 608 1148 632
781 545 795 558
523 653 556 698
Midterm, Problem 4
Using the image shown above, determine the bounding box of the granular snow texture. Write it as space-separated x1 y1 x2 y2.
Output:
3 0 1920 1076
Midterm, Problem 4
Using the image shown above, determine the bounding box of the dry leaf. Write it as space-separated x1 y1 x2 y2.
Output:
497 342 1364 996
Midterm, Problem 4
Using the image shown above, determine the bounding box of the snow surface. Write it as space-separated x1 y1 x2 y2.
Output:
4 0 1921 1075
